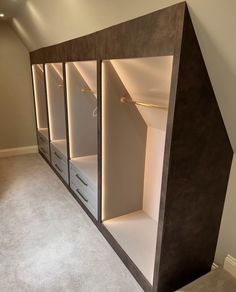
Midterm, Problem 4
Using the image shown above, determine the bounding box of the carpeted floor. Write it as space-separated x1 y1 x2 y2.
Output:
0 154 142 292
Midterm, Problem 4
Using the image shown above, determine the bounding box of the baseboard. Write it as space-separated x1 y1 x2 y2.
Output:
0 145 38 158
224 255 236 279
211 262 219 270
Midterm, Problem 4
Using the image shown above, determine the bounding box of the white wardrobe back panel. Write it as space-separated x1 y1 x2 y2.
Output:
46 63 66 141
143 127 166 221
66 62 97 158
32 64 48 131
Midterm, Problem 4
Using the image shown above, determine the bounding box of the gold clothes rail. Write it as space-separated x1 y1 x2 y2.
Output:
120 97 168 110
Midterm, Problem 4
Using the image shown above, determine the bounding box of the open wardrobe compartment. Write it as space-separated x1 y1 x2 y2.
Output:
66 61 98 219
30 3 233 291
45 63 69 183
102 56 173 284
32 64 50 161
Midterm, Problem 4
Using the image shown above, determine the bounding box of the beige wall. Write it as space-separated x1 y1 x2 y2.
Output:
215 155 236 264
7 0 236 265
0 22 36 149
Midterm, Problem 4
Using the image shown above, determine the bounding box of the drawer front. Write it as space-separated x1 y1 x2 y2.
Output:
51 154 68 183
70 162 96 192
38 142 50 161
70 165 98 219
38 132 48 145
70 166 97 204
70 180 98 219
50 144 67 164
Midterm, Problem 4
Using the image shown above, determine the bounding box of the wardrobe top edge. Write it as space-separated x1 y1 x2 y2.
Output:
29 1 186 56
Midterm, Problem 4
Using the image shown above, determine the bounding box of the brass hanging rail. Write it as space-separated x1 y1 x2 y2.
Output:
81 88 95 94
120 97 168 110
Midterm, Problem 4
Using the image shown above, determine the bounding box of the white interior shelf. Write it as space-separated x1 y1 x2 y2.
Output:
70 155 97 189
104 211 158 283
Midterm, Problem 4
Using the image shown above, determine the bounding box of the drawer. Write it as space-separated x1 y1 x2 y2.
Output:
51 154 68 183
38 132 48 144
70 161 97 192
70 165 97 204
70 180 98 219
38 132 49 148
39 145 50 161
70 164 98 219
39 143 50 161
50 144 67 164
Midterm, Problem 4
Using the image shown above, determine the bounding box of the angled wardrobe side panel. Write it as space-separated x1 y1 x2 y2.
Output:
102 61 147 220
156 7 234 292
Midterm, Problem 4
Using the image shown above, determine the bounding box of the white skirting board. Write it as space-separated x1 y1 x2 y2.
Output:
211 262 219 270
0 145 38 158
224 255 236 279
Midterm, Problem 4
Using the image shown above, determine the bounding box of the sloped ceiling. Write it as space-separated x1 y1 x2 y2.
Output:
0 0 235 151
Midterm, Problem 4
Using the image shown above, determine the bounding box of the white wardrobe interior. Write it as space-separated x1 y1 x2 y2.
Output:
45 63 67 157
66 61 98 192
32 64 49 139
102 56 173 283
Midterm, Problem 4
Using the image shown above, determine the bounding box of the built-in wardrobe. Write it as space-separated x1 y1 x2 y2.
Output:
30 3 233 292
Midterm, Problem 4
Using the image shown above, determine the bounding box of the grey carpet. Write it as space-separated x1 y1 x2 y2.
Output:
0 154 142 292
178 269 236 292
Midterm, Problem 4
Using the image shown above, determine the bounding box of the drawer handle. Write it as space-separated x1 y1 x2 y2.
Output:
76 174 88 186
55 163 63 173
54 151 62 160
76 189 88 202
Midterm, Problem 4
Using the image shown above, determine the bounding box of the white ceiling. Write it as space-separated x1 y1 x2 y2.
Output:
0 0 26 19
